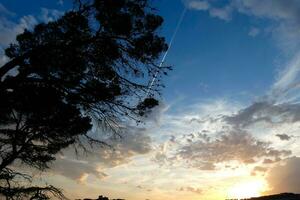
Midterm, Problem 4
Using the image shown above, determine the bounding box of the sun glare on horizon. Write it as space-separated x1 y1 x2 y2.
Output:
226 179 267 199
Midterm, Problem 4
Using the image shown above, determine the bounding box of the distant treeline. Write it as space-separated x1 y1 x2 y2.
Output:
77 193 300 200
76 195 125 200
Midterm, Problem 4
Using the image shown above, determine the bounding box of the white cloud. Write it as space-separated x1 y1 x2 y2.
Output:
231 0 300 21
186 0 210 11
248 27 260 37
271 53 300 101
0 14 37 47
209 6 232 21
39 8 64 23
185 0 233 21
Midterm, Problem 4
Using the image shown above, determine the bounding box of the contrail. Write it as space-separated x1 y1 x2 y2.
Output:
146 6 187 96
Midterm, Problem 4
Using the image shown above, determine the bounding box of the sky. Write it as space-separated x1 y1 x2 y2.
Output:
1 0 300 199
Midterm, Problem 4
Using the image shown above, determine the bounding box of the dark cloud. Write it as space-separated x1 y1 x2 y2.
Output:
276 134 292 141
263 158 279 164
224 101 300 128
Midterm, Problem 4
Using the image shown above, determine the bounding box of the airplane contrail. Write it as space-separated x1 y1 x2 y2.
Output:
146 6 187 96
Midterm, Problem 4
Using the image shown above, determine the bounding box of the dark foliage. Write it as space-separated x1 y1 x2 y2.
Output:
0 0 169 199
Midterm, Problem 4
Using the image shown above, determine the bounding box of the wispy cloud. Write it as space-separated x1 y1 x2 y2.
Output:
178 186 203 194
184 0 300 52
248 27 260 37
186 0 210 10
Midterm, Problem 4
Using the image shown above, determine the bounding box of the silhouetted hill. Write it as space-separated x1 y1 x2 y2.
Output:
75 195 125 200
226 193 300 200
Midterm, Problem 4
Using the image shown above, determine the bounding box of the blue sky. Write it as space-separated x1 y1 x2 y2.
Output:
1 0 300 199
157 0 280 104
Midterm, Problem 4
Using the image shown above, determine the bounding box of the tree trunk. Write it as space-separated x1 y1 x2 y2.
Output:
0 57 22 81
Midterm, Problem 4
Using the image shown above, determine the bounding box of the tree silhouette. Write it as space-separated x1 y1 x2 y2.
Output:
0 0 169 199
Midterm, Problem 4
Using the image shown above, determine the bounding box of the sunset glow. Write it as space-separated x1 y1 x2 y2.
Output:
227 179 267 199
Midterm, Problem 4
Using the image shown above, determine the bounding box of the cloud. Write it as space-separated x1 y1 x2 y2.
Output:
0 48 8 67
50 157 108 183
152 98 295 172
174 130 291 170
209 6 232 21
49 127 153 182
0 3 15 17
140 101 169 125
178 186 203 194
251 166 268 176
57 0 64 6
154 127 291 170
39 8 64 23
0 4 64 70
267 157 300 193
184 0 232 21
94 128 152 167
234 0 300 52
224 101 300 128
0 14 37 47
0 4 64 48
276 134 292 141
0 6 37 71
263 158 279 164
231 0 300 20
272 53 300 98
186 0 210 10
184 0 300 52
248 27 260 37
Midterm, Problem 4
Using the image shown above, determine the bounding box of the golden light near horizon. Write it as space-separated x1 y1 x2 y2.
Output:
226 179 267 199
